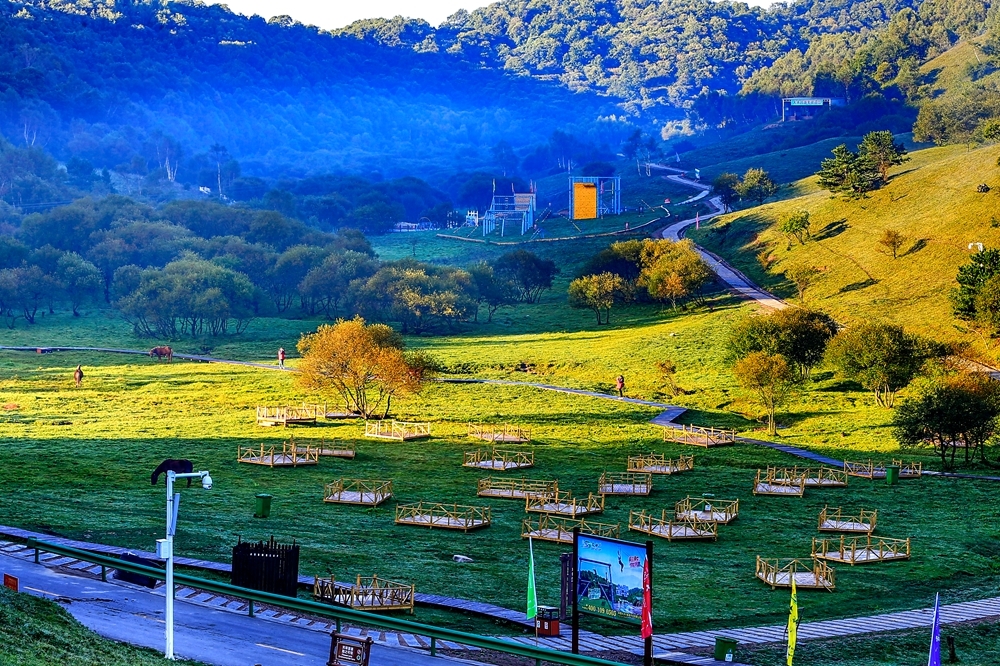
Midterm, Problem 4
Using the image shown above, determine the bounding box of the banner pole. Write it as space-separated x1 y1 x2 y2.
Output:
572 527 580 654
644 540 653 666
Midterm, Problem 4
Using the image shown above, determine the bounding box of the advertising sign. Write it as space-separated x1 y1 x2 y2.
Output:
575 533 648 624
789 98 825 106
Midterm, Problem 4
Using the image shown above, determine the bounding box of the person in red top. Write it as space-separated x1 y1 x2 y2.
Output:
615 374 625 397
278 347 286 368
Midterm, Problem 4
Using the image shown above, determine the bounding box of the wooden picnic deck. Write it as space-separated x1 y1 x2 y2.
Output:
238 441 319 467
468 423 531 443
674 497 739 524
818 506 876 534
755 557 836 591
753 469 805 496
598 471 652 495
521 514 619 544
463 448 534 471
256 405 318 427
663 424 736 447
628 510 718 541
323 479 393 506
394 502 491 532
288 435 355 459
365 420 431 441
525 490 604 517
844 460 923 480
314 574 414 612
770 466 848 488
812 535 911 565
477 476 556 499
627 453 694 475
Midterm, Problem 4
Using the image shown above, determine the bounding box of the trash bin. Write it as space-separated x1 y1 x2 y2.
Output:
254 493 273 518
714 637 737 662
535 606 560 637
885 465 900 486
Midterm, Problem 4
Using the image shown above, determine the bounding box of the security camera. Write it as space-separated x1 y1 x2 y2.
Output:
201 472 213 490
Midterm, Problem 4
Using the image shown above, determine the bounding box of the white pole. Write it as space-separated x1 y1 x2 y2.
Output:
165 471 175 660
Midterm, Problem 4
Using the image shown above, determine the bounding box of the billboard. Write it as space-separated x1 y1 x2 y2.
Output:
573 182 598 220
575 533 648 624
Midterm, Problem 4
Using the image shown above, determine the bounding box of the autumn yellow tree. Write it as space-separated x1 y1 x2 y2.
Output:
733 352 796 435
296 317 430 418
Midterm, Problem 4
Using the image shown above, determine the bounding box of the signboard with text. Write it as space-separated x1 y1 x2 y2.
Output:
3 574 18 592
575 533 648 625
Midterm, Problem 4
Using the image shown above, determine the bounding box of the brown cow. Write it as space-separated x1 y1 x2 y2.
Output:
150 346 173 362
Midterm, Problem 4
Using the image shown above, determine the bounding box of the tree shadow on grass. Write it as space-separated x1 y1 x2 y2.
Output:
838 277 879 294
901 238 928 257
812 218 849 241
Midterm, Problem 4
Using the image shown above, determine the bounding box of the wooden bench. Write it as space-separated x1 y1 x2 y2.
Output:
238 441 319 467
663 424 736 447
521 515 619 544
674 497 739 524
477 477 556 499
753 469 806 496
314 575 414 612
394 502 491 532
755 557 835 591
812 535 910 565
468 423 531 443
256 405 318 427
463 448 534 471
323 479 393 506
525 491 604 517
598 471 652 495
818 506 876 533
627 453 694 475
365 420 431 441
628 510 718 541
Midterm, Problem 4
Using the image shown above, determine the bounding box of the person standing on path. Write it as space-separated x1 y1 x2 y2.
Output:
615 374 625 397
278 347 286 368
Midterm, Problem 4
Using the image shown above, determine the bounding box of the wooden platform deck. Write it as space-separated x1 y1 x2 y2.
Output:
663 424 736 448
844 460 923 480
598 471 652 495
769 466 848 488
463 448 534 471
477 477 556 499
521 515 619 544
753 469 805 496
812 535 910 565
314 575 414 612
394 502 491 532
468 423 531 443
323 479 393 506
818 507 876 534
238 441 319 467
525 491 604 517
674 497 739 524
365 420 431 441
289 435 355 459
628 510 718 541
755 557 835 591
256 405 318 427
627 453 694 475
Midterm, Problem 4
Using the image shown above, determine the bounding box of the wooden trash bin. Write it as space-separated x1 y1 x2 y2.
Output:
535 605 560 636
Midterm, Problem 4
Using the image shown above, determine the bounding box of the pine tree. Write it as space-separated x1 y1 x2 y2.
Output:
816 144 880 198
858 131 909 184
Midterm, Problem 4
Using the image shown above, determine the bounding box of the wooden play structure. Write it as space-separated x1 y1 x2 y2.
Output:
812 535 911 565
256 405 318 427
467 423 531 443
663 424 736 448
365 420 431 441
288 435 355 459
463 448 534 471
477 476 557 499
628 510 718 541
844 460 923 480
753 468 806 496
525 490 605 517
323 479 393 507
755 557 836 591
238 441 319 467
770 466 848 488
521 515 620 544
818 506 877 533
674 497 739 524
627 453 694 475
394 502 491 531
313 575 414 612
598 471 653 495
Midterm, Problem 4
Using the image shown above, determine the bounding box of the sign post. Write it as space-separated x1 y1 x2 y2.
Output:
3 573 18 592
327 633 373 666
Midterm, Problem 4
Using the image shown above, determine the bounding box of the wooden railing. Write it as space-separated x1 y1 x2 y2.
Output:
314 574 414 612
663 424 736 447
674 497 739 524
812 535 911 565
237 441 319 467
394 502 492 531
845 460 922 479
463 448 534 470
365 420 431 440
467 423 531 443
627 510 718 541
323 479 393 506
753 468 805 496
597 471 652 495
288 435 355 458
477 476 556 499
768 466 847 487
817 506 877 533
525 491 605 517
892 459 923 478
755 557 835 591
627 453 694 474
521 515 620 544
256 404 318 426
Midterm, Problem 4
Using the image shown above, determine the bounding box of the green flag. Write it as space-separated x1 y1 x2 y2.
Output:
527 537 538 620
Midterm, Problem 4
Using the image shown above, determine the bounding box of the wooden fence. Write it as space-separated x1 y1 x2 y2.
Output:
627 510 718 541
256 405 318 427
521 515 620 544
818 506 877 533
394 502 492 532
893 459 923 478
627 453 694 475
753 468 805 496
323 479 393 506
467 423 531 443
463 448 534 471
365 420 431 441
663 424 736 448
238 441 319 467
313 575 414 612
812 535 911 565
755 557 835 591
597 471 652 495
525 491 605 517
674 497 739 524
231 537 299 597
769 466 847 488
844 460 921 480
477 476 556 499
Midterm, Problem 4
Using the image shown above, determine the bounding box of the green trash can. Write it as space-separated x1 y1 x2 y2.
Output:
714 637 737 662
254 493 273 518
885 465 900 486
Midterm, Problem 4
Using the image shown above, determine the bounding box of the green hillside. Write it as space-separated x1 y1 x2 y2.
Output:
687 142 1000 343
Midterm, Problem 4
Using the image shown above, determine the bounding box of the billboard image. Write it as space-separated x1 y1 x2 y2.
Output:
575 533 647 624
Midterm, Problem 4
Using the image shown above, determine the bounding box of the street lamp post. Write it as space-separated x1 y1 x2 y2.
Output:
158 469 212 660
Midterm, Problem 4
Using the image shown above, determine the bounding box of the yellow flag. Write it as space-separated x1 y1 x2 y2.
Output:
786 577 799 665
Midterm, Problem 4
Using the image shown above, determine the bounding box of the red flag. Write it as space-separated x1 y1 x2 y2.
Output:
640 557 653 639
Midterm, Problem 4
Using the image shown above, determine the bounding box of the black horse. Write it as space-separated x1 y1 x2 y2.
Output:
151 459 194 487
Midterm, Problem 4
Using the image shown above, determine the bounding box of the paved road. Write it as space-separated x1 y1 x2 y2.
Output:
0 552 473 666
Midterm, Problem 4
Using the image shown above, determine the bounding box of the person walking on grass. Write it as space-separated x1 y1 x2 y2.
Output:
278 347 286 369
73 365 84 388
615 374 625 397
